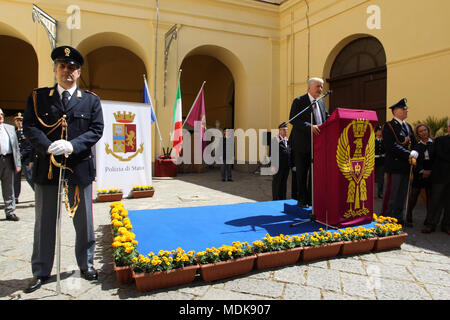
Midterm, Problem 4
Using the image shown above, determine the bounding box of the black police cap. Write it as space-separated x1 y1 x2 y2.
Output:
389 98 408 110
278 122 288 129
51 46 84 67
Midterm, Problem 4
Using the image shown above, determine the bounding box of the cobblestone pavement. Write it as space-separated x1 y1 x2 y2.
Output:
1 168 449 300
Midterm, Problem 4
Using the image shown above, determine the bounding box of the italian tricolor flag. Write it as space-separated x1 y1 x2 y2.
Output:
172 77 183 156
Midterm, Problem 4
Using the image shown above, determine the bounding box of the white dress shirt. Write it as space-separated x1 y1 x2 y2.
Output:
308 93 323 125
57 84 77 103
0 124 12 155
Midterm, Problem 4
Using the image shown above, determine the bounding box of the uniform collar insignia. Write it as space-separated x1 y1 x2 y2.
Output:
77 90 82 98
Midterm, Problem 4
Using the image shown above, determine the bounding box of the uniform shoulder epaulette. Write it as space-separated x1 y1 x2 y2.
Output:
84 89 98 97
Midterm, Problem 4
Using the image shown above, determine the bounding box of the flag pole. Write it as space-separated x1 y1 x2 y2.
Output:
182 80 206 128
168 69 182 156
143 74 165 154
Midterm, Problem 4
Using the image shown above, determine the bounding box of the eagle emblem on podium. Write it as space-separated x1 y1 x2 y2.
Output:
336 119 375 218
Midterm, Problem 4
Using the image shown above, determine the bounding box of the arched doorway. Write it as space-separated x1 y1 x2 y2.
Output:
327 36 387 125
180 55 234 130
0 35 38 119
79 46 147 103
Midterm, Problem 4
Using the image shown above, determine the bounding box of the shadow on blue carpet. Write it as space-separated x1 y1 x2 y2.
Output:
128 199 375 255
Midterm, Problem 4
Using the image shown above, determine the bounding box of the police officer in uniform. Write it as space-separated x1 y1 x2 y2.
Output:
382 98 418 225
13 113 34 202
374 126 385 198
23 46 104 293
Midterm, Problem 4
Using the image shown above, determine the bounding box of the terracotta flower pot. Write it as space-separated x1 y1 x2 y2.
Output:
97 193 123 202
255 247 303 270
373 233 408 252
131 189 155 198
301 242 343 262
132 264 199 292
339 238 377 256
113 262 133 284
199 255 256 282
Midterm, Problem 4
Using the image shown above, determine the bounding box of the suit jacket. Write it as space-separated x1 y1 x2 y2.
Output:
16 128 33 165
430 134 450 184
375 138 385 167
271 135 290 172
3 123 21 169
289 93 329 154
23 85 104 186
382 118 417 174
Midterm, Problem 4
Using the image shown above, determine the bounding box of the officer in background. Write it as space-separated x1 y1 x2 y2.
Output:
382 98 418 225
13 113 34 203
23 46 104 293
374 125 385 199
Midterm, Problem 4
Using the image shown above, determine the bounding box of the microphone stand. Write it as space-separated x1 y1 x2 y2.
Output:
288 91 331 228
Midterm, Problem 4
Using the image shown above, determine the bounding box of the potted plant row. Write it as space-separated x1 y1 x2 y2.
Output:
195 242 256 282
97 188 123 202
110 202 136 284
132 248 198 292
131 185 155 199
109 202 408 292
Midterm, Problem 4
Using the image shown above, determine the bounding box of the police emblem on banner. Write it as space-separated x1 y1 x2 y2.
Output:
105 111 143 161
336 119 375 218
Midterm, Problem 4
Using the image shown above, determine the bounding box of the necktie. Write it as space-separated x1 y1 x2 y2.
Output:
62 90 70 110
402 122 409 136
313 101 322 125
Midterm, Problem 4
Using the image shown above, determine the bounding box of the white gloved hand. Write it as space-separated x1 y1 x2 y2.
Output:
410 150 419 159
48 139 73 156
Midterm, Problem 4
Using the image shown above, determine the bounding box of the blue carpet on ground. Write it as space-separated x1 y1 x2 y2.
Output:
128 200 378 255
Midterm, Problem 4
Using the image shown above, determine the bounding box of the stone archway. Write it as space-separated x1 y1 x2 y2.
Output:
77 33 148 103
79 46 147 103
0 35 38 119
325 36 387 125
180 55 234 130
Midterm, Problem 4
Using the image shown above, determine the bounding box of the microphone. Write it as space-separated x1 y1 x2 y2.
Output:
323 90 332 97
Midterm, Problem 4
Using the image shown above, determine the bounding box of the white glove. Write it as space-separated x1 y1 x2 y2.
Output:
48 139 73 156
410 150 419 159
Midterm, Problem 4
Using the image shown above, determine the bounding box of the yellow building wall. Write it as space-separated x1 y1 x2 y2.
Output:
279 0 450 126
0 0 449 160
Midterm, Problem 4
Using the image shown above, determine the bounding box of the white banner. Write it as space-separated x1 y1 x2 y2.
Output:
95 100 152 196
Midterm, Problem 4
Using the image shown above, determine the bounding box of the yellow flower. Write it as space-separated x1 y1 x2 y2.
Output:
125 246 134 253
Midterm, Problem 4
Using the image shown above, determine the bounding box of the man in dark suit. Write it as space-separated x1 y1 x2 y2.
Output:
14 112 34 203
382 98 418 225
289 78 329 208
23 46 104 293
422 120 450 234
271 122 290 200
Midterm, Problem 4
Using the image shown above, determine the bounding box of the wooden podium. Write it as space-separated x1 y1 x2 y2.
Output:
313 108 378 227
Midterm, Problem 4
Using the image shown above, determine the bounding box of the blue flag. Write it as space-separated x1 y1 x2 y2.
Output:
144 78 157 124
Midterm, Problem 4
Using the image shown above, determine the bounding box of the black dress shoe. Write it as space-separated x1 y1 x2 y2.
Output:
5 213 19 221
24 276 49 293
81 267 98 281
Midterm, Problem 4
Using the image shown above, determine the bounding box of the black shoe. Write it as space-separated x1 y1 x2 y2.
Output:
24 276 49 293
81 267 98 281
222 178 226 182
5 213 19 221
228 178 233 182
378 194 383 199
